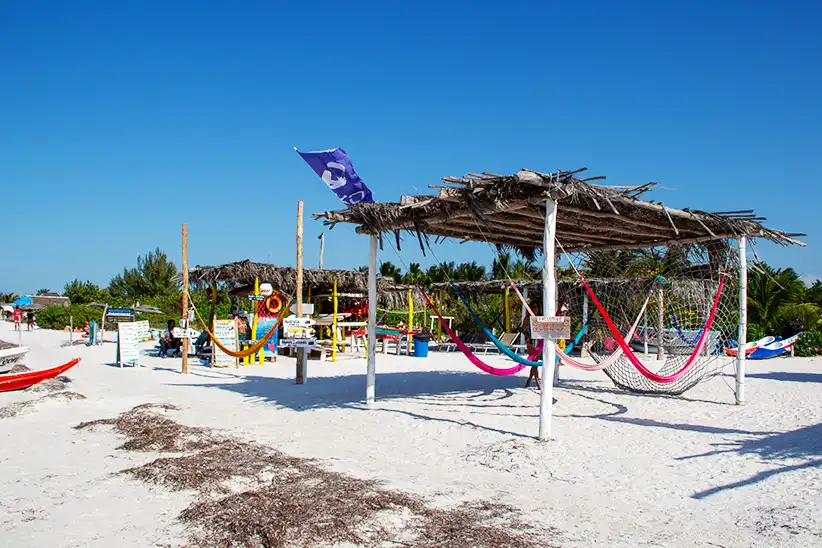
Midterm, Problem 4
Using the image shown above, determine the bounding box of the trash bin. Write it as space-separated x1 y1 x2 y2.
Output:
413 333 430 358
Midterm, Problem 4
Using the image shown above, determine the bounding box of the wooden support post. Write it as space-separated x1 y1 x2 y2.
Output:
332 279 338 362
656 287 664 361
366 235 378 405
69 316 73 345
407 288 413 355
182 223 189 375
736 237 747 405
539 198 557 441
504 287 511 333
643 308 649 355
296 202 306 384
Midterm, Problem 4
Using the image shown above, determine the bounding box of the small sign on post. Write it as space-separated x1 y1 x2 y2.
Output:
281 316 316 349
530 316 571 340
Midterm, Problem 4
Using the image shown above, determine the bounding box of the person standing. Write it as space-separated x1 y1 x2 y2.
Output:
12 306 23 331
26 311 35 330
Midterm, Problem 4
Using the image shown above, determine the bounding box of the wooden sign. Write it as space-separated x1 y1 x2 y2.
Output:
212 319 238 367
117 321 141 367
530 316 571 340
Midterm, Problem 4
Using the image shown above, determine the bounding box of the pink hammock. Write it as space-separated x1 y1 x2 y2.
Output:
508 283 651 372
420 289 528 376
578 274 726 383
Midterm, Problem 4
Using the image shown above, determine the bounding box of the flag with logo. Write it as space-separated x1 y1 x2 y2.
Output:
295 147 374 205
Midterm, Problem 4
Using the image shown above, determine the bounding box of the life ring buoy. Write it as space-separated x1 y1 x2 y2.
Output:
262 292 283 315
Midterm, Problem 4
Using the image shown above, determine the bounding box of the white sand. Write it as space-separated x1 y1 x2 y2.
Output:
1 321 820 547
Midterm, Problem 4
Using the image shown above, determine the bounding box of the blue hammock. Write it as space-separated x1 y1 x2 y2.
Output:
451 283 589 367
668 305 707 344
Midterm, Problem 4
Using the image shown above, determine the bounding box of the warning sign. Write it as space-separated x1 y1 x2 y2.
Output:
530 316 571 340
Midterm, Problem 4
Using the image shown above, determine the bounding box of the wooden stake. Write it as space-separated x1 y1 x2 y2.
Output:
332 279 338 362
504 287 511 333
182 223 189 375
296 202 306 384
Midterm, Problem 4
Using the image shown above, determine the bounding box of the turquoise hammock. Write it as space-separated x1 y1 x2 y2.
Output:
450 283 589 367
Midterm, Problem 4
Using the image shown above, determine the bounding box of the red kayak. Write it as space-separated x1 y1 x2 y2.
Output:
0 358 81 392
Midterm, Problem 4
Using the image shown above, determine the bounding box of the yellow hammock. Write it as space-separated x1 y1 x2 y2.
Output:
189 294 293 358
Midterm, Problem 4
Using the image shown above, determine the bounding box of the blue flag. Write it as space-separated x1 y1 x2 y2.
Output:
295 148 374 205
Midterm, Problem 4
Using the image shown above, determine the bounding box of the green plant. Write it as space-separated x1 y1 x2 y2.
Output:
64 279 109 304
35 304 105 331
794 330 822 357
747 322 765 342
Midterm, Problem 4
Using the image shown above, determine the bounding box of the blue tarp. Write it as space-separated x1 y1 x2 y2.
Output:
12 296 32 307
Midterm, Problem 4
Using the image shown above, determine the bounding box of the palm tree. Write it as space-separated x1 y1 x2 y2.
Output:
36 288 51 295
454 262 487 282
511 259 540 280
426 262 456 283
402 263 427 285
379 262 403 283
491 253 512 279
0 292 20 303
747 262 819 335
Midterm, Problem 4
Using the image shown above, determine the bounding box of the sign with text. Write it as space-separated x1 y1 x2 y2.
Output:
172 327 199 339
289 303 315 315
106 308 135 322
530 316 571 340
135 320 152 342
283 316 315 339
279 337 317 349
212 319 238 367
117 321 141 366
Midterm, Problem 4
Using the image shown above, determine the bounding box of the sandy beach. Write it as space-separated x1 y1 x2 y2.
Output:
1 321 820 547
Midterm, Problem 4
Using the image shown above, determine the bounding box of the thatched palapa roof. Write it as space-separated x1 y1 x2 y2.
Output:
188 260 411 306
314 169 803 258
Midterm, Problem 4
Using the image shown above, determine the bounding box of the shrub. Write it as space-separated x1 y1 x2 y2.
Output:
35 304 104 331
794 330 822 357
747 323 765 342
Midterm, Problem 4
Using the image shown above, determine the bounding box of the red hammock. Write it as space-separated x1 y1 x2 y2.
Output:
578 274 726 383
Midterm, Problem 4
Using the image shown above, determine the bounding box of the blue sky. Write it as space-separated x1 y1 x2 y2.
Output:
2 1 820 294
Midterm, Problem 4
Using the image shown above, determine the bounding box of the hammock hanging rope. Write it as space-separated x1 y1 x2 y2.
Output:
419 288 527 376
668 305 706 345
189 291 293 358
578 273 726 383
451 283 588 367
508 281 652 372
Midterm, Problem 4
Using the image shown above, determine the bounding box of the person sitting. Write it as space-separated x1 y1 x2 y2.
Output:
82 320 91 336
160 319 182 358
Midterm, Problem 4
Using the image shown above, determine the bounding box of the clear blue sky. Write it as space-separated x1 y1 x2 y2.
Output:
2 1 820 294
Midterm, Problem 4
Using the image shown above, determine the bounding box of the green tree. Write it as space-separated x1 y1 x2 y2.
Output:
378 262 403 283
748 262 819 335
402 263 427 285
64 279 108 304
0 292 20 303
36 288 51 295
454 262 487 282
109 248 179 300
426 262 456 283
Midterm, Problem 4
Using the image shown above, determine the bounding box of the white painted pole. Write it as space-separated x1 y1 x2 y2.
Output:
582 292 588 325
366 235 378 405
656 287 665 361
539 198 557 441
735 237 747 405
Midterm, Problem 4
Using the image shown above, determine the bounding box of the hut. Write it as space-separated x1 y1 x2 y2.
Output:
315 168 803 439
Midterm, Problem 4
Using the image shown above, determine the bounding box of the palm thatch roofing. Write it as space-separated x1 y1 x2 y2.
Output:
187 260 411 306
314 168 803 259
